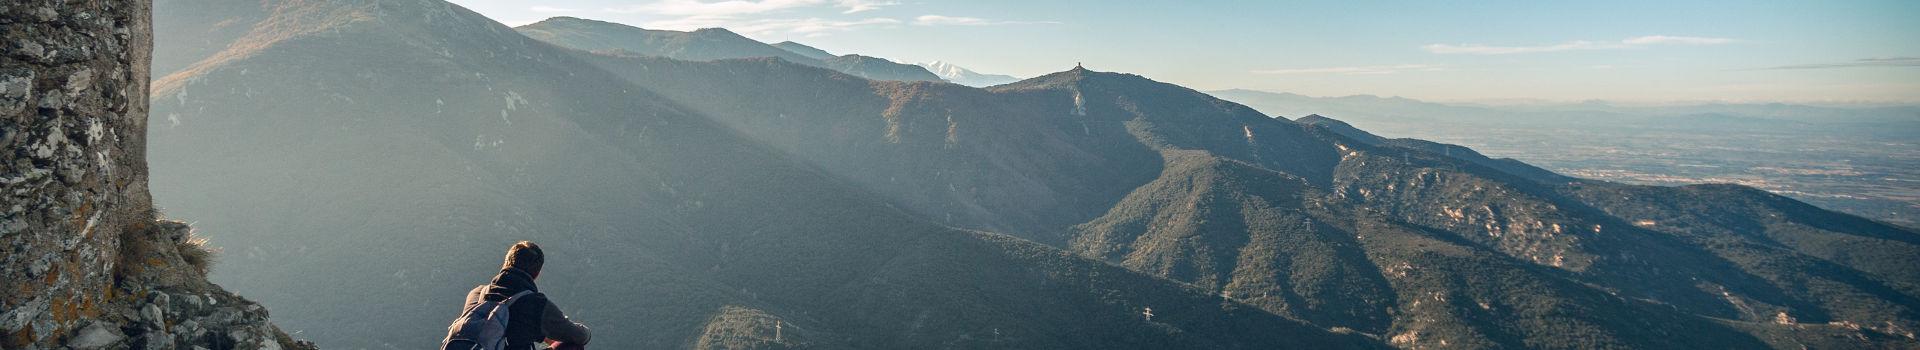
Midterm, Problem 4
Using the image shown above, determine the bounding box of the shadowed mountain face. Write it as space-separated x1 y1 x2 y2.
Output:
515 16 942 83
145 0 1378 349
145 0 1920 349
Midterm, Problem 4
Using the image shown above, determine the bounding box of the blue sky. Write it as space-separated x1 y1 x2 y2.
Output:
448 0 1920 104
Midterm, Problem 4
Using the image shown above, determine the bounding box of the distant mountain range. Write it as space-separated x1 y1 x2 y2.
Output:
919 61 1024 87
764 41 1024 87
516 16 943 83
771 41 836 60
1210 89 1920 131
146 0 1919 349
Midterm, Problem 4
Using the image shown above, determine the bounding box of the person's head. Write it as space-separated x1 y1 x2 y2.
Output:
503 241 545 279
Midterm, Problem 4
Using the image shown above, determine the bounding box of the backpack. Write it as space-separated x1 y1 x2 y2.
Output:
442 286 537 350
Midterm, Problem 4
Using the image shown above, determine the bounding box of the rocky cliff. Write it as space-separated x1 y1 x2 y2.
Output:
1 1 310 349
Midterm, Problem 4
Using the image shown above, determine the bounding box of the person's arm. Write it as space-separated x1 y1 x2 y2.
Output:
541 298 592 345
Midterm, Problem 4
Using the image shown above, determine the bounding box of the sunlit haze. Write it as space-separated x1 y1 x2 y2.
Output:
9 1 1920 349
449 0 1920 104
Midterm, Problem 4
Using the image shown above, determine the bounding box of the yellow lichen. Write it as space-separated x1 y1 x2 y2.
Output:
8 323 35 348
50 296 78 324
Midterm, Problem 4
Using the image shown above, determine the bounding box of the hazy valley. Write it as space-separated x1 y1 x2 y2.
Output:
1215 90 1920 227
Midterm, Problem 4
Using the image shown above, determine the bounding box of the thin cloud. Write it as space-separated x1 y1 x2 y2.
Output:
640 15 736 30
738 17 901 35
1750 57 1920 70
837 0 896 13
1424 35 1738 55
913 15 1059 26
530 6 580 13
1252 64 1446 75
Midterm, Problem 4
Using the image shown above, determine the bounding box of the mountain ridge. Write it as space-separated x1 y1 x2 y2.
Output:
137 1 1920 349
144 0 1380 348
564 47 1920 347
771 40 836 60
516 16 943 82
919 60 1022 87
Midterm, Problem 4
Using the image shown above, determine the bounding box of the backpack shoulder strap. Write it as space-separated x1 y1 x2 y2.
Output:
499 290 536 307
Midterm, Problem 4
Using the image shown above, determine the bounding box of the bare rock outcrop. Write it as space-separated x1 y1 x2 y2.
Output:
2 1 310 349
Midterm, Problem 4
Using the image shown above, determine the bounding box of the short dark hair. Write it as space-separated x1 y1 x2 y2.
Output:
504 241 544 277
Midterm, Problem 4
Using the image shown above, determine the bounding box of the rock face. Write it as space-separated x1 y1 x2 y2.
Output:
0 1 310 349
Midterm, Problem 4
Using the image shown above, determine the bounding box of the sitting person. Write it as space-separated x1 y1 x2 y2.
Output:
441 241 591 349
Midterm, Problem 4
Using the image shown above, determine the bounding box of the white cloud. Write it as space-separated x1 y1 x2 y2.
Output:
1424 35 1738 55
913 15 1058 26
529 6 579 13
836 0 896 13
738 17 901 34
1252 64 1446 75
913 15 986 25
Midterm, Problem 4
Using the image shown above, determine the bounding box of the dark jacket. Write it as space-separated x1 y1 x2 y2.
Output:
465 268 592 349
